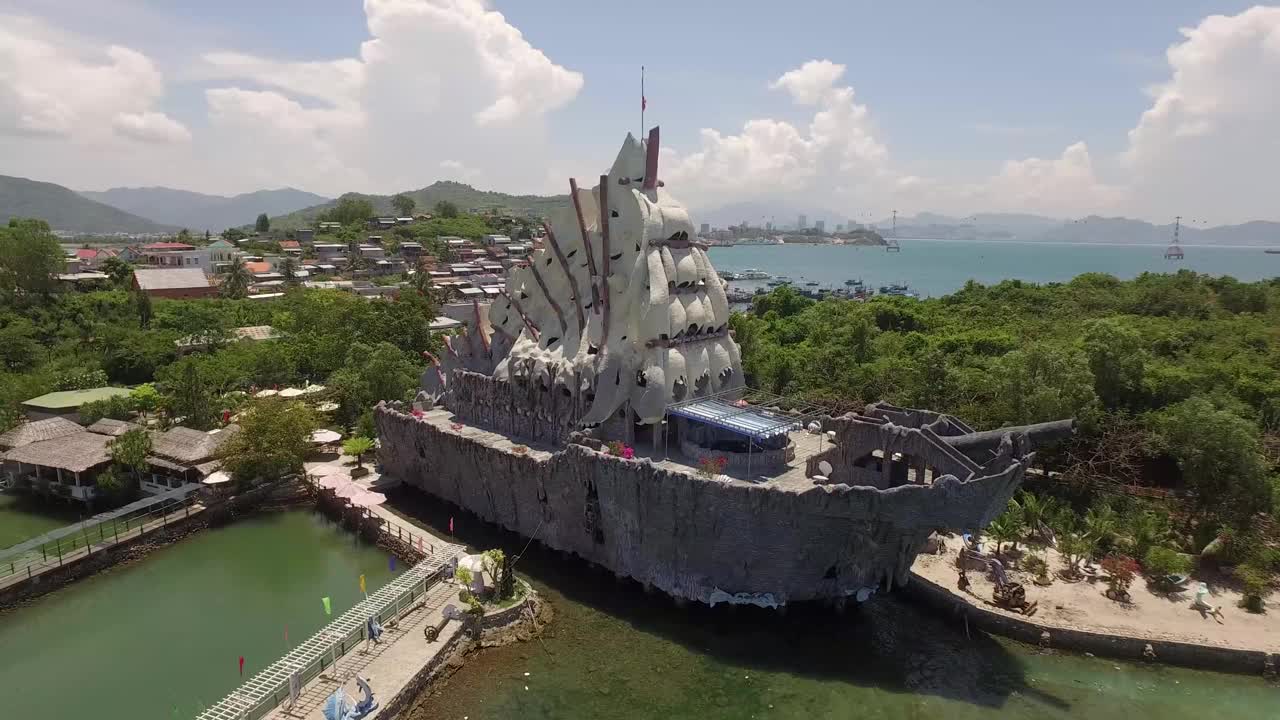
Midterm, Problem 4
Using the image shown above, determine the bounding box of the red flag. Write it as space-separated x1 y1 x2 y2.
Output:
284 625 288 645
642 95 646 111
238 656 245 676
448 516 454 534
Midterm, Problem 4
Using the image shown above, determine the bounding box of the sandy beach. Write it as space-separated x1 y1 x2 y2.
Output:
912 535 1279 653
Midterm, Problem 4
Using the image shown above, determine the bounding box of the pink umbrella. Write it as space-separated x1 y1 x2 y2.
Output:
317 474 352 490
348 490 387 508
334 482 365 499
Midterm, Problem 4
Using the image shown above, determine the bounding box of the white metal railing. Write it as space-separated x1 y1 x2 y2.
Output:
194 543 464 720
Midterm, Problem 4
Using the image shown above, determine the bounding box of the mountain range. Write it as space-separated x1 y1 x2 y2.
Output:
80 187 329 233
267 181 568 229
871 212 1280 247
0 175 175 234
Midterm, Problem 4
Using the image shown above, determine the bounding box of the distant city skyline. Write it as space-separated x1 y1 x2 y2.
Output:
1 1 1278 224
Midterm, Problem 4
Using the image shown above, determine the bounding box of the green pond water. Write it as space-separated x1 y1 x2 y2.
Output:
384 488 1278 720
0 493 79 549
0 511 400 720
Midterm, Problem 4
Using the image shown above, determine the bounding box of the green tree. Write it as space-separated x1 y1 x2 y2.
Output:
343 436 375 469
223 227 248 243
433 200 459 219
134 286 153 328
279 256 298 285
217 399 318 483
165 359 217 430
325 196 375 225
176 228 193 244
993 344 1099 426
221 255 252 299
79 394 135 425
0 318 42 371
99 256 134 287
1152 395 1272 523
255 213 270 233
1083 318 1146 411
130 383 161 420
109 428 152 491
0 218 64 301
343 252 365 278
391 194 416 217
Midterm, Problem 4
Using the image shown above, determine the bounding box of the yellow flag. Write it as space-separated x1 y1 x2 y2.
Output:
359 574 366 595
322 596 331 615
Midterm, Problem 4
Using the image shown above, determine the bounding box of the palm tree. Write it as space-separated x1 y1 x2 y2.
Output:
343 436 375 469
221 255 252 299
1015 491 1059 544
986 507 1025 555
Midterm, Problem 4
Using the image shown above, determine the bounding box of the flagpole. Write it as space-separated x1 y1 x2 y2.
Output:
640 65 645 138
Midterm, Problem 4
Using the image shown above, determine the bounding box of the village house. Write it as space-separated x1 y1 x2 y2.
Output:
278 240 303 256
140 425 239 495
207 238 241 273
133 267 218 299
137 242 210 270
314 244 346 262
296 229 315 244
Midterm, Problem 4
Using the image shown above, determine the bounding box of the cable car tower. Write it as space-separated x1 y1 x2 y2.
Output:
885 209 901 252
1164 216 1184 260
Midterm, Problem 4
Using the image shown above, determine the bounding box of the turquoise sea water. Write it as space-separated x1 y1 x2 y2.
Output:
385 489 1279 720
709 240 1280 298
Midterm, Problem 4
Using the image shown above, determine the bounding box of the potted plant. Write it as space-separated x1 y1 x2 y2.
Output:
343 436 375 477
1100 554 1140 602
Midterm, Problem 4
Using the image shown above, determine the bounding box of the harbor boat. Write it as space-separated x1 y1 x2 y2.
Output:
1265 249 1280 254
737 268 771 279
718 270 741 280
726 287 756 303
844 278 865 288
804 281 820 287
380 127 1072 607
878 283 917 298
765 279 791 287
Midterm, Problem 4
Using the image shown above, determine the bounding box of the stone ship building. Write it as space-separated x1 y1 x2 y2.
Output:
376 128 1072 607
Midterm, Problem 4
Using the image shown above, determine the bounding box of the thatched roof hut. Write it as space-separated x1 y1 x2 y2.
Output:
0 417 85 451
2 432 112 474
85 418 143 437
147 425 240 473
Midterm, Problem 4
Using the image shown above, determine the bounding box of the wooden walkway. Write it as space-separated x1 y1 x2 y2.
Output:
0 503 205 594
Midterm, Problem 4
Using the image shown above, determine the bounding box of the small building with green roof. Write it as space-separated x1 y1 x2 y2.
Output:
22 387 132 423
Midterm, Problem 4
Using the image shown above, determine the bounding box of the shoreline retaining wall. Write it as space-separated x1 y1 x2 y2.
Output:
902 571 1276 676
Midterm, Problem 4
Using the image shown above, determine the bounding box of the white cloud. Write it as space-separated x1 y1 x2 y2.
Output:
0 16 187 144
192 0 584 196
769 60 848 105
1121 6 1280 222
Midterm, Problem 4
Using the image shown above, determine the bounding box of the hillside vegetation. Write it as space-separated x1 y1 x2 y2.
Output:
82 187 329 233
270 181 566 229
0 175 174 234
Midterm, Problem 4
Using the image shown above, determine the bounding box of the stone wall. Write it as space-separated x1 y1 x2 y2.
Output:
448 370 582 445
376 404 1029 605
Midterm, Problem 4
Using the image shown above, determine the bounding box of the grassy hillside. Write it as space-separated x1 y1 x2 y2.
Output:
270 181 567 229
1 175 174 234
82 187 329 232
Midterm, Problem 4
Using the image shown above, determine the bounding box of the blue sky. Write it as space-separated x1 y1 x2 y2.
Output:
2 1 1278 222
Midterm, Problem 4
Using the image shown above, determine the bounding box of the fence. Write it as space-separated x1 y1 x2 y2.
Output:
194 547 460 720
0 490 201 583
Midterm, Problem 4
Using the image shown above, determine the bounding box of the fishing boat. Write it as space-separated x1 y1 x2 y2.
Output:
1265 249 1280 255
718 270 740 280
878 283 918 298
765 278 791 287
804 281 820 287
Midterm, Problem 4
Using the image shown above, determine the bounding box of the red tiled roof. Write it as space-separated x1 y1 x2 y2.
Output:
75 248 100 259
142 242 196 250
279 240 301 249
244 261 272 274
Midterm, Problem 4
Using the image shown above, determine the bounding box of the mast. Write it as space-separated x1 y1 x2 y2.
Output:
640 66 646 138
1164 215 1184 260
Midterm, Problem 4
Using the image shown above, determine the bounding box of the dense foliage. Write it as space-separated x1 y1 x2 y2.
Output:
734 272 1280 526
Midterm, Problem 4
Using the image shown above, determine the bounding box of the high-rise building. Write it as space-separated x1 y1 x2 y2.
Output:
835 223 845 232
699 223 710 235
797 214 807 229
815 220 825 233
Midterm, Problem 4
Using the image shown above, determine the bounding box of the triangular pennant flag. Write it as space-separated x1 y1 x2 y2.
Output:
238 656 245 676
322 596 332 615
449 516 454 534
359 574 367 595
389 555 397 572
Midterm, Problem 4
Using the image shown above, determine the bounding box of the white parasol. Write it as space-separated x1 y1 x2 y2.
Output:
316 473 353 490
202 471 232 485
334 482 366 499
278 387 306 398
314 401 340 413
310 429 342 445
303 384 327 394
254 389 279 398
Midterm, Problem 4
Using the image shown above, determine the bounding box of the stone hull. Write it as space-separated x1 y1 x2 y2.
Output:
376 405 1026 605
